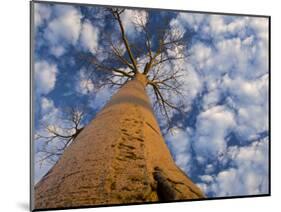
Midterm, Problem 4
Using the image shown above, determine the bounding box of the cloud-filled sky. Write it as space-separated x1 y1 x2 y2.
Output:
33 2 269 198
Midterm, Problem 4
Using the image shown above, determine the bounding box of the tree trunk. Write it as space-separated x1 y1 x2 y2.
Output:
34 74 204 209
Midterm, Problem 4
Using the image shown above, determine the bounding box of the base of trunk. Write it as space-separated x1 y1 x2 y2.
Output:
34 79 204 210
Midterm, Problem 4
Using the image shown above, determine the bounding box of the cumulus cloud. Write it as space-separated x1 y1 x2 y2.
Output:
120 9 148 36
44 5 82 45
168 17 186 41
80 19 99 54
179 63 202 101
189 44 268 141
166 128 193 173
176 13 269 140
198 138 269 196
176 13 206 33
34 3 51 28
194 106 236 163
39 5 102 57
35 60 57 95
41 97 54 113
162 60 202 107
189 42 213 71
40 4 84 57
40 99 60 126
75 68 95 95
89 86 115 111
167 12 269 197
223 75 268 140
50 46 65 57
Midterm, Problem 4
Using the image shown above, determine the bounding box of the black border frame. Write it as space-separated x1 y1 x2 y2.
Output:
30 1 271 211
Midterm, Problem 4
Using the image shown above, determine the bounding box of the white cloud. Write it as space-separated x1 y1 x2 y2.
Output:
223 75 269 140
89 86 114 111
121 9 148 36
80 19 99 54
50 46 65 57
38 96 74 137
34 3 51 28
202 89 221 110
183 15 265 43
205 164 215 174
199 175 214 183
43 5 82 57
40 100 59 125
189 42 213 71
194 105 236 162
75 68 95 95
207 138 269 196
214 168 241 195
208 16 246 39
166 127 193 172
45 5 82 45
41 97 54 113
179 64 202 100
175 13 269 197
41 5 105 57
179 13 269 142
169 62 202 112
151 57 202 121
35 60 57 95
173 14 268 80
168 17 186 40
177 13 206 32
83 80 116 112
249 17 269 41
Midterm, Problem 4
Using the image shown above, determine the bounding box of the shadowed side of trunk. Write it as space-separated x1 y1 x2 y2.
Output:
34 74 204 209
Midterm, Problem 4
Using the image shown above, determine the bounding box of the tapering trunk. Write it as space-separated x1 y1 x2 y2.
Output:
34 74 204 209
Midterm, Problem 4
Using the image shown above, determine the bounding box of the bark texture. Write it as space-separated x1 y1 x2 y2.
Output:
34 75 204 209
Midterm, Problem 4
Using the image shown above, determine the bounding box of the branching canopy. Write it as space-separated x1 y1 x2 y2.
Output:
80 8 188 128
37 8 190 164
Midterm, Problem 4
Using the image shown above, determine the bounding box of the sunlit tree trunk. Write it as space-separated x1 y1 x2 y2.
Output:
34 73 204 209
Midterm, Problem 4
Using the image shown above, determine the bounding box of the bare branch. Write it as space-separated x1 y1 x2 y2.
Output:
76 9 190 132
110 8 138 73
148 80 182 124
36 107 87 165
80 54 134 79
108 38 135 72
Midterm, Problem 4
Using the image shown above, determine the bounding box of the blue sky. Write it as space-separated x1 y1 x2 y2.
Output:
33 2 269 198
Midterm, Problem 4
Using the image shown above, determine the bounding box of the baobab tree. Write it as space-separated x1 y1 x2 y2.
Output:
34 7 204 210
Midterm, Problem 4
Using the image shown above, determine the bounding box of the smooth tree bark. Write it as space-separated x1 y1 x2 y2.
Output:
34 73 204 209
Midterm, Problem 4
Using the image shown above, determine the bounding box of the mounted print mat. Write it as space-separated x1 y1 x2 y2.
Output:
31 0 270 211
